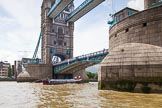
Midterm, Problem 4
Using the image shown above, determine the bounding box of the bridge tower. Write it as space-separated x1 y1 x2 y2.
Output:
144 0 160 9
41 0 74 64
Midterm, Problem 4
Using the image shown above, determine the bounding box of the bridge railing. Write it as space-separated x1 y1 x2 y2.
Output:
76 49 109 59
53 49 109 66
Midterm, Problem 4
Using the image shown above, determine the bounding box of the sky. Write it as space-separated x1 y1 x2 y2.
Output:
0 0 144 64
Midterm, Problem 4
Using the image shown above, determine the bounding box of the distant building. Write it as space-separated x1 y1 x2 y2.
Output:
14 61 22 79
0 61 10 78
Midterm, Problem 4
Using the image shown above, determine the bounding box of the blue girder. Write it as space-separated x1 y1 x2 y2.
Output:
53 49 109 74
66 0 105 22
32 32 42 59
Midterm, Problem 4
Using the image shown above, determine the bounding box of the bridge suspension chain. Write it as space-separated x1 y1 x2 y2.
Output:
32 32 42 59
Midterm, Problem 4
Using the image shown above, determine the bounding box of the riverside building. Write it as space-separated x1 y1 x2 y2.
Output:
0 61 10 78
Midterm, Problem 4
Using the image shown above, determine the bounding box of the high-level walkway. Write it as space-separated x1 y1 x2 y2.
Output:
47 0 74 18
47 0 105 22
66 0 105 22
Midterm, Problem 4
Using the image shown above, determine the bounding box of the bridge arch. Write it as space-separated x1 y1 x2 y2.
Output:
51 53 66 64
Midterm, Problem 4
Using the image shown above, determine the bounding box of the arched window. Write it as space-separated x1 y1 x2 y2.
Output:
54 41 57 45
58 27 63 35
64 42 67 46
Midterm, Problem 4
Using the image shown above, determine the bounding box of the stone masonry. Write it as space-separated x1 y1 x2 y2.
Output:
41 0 74 64
99 0 162 93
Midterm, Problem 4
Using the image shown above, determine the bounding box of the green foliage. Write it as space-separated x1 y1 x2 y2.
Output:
85 71 98 79
8 65 12 77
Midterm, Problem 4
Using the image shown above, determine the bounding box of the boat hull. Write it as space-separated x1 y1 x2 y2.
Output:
42 79 82 85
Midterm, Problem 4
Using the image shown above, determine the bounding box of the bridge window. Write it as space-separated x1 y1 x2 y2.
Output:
52 18 55 23
115 34 117 37
128 10 132 16
64 42 67 46
125 28 129 33
50 48 55 54
58 27 63 35
60 14 63 18
66 31 68 35
52 29 54 32
66 50 71 55
65 7 70 12
120 14 124 20
54 41 57 45
60 13 65 19
143 23 147 27
58 40 63 45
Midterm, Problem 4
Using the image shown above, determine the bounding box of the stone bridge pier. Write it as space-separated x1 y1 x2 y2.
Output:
99 0 162 93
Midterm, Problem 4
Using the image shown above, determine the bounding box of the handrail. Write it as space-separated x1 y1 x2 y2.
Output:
53 49 109 66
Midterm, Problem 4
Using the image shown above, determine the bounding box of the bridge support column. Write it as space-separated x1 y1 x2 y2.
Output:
98 66 109 90
98 43 162 93
73 69 89 80
24 64 53 80
53 69 89 80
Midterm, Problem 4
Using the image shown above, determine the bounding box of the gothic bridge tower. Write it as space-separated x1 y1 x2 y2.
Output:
41 0 74 64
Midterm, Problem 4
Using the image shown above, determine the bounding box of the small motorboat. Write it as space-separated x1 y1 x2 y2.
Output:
42 79 82 85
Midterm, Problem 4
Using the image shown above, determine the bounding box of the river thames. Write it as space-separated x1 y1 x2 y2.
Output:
0 82 162 108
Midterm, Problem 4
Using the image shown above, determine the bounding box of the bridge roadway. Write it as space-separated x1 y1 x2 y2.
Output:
48 0 73 18
47 0 105 22
53 49 109 74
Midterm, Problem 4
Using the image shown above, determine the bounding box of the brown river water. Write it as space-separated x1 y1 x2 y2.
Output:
0 82 162 108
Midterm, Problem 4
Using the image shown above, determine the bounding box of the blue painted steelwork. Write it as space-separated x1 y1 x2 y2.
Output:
47 0 74 18
128 10 132 16
108 19 116 28
53 49 109 74
66 49 71 55
50 48 55 54
48 0 63 16
22 58 43 64
149 1 162 8
66 0 105 22
32 32 42 59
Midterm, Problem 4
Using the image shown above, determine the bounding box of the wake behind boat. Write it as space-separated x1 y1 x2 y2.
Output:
42 79 82 85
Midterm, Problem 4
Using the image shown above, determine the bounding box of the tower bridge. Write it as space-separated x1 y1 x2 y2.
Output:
23 0 162 93
24 0 107 80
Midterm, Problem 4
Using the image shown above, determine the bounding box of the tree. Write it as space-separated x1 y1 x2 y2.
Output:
8 65 12 78
85 71 98 79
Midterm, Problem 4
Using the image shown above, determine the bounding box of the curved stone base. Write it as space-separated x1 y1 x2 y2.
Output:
98 43 162 93
17 77 37 82
99 80 162 93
